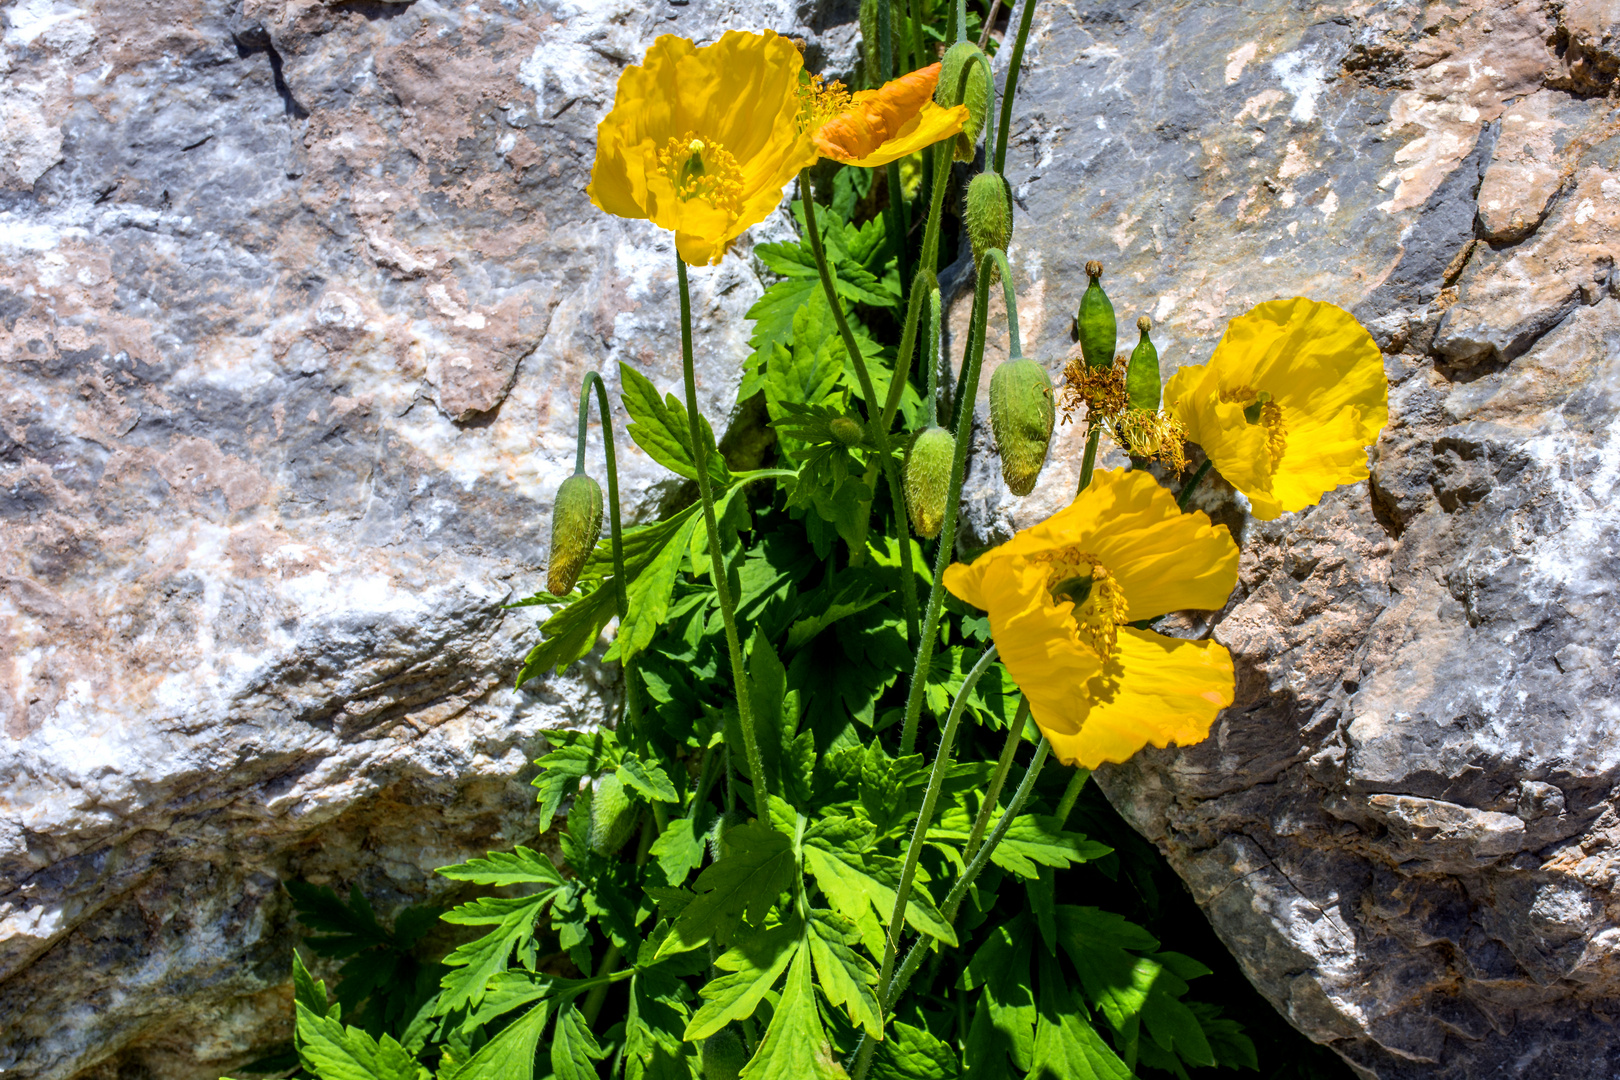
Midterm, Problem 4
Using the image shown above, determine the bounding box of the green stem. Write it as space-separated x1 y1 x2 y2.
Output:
1054 766 1090 821
899 248 999 757
923 285 943 423
884 736 1051 1009
1078 424 1101 492
955 0 967 42
1177 458 1213 510
801 181 920 640
992 0 1039 175
800 179 884 427
986 248 1021 359
675 257 768 807
854 645 1000 1080
581 943 622 1026
578 372 638 738
917 141 952 284
965 697 1027 860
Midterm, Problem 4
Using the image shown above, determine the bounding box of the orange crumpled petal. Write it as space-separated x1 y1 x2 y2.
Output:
813 63 969 168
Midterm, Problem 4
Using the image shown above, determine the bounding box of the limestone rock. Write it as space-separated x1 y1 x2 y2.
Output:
0 1 853 1078
958 0 1620 1075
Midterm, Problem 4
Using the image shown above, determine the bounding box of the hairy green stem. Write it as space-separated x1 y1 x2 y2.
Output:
965 697 1028 860
898 248 1000 758
924 284 943 423
992 0 1039 174
986 248 1021 358
854 645 1000 1080
675 257 767 806
1177 458 1213 509
576 371 635 733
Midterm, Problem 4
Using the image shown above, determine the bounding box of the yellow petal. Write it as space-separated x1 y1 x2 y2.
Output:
962 469 1238 619
839 102 970 167
1167 298 1387 519
1041 628 1234 769
587 30 818 265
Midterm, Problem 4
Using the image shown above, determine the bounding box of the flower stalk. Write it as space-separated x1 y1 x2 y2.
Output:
676 256 769 805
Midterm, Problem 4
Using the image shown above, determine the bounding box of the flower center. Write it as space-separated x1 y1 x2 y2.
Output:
798 72 853 130
1220 385 1286 469
657 132 744 214
1040 550 1130 659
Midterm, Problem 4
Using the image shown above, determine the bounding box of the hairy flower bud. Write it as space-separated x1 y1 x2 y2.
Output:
701 1030 748 1080
936 41 990 160
547 472 604 596
904 426 956 538
965 171 1013 277
587 772 637 856
989 357 1055 496
829 415 865 447
1077 261 1116 370
1126 315 1160 412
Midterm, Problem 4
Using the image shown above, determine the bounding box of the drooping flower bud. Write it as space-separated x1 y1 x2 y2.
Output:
936 41 990 160
587 772 637 856
965 171 1012 277
1077 260 1116 370
546 472 603 596
1126 315 1160 412
989 357 1055 496
829 415 865 447
904 426 956 538
701 1030 748 1080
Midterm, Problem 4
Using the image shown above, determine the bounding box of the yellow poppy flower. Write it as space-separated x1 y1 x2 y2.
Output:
1164 298 1388 520
588 31 819 266
808 64 969 168
943 469 1238 770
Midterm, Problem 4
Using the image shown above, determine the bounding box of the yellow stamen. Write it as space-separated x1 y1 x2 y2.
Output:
1110 408 1189 474
1039 550 1131 659
798 73 853 130
656 131 744 214
1220 385 1287 470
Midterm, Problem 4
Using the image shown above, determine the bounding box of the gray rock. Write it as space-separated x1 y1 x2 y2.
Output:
0 1 852 1077
958 0 1620 1075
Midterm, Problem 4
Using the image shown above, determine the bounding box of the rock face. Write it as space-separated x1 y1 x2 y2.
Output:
0 1 852 1078
5 0 1620 1076
958 0 1620 1076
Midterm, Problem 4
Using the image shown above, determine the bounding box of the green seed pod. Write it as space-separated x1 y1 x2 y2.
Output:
965 171 1013 276
587 772 637 856
904 426 955 539
547 472 603 596
1077 260 1116 370
700 1029 748 1080
1126 315 1160 412
936 41 991 161
829 415 865 447
989 357 1055 496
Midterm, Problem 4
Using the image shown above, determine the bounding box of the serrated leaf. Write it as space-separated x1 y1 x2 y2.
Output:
1188 1002 1259 1071
1032 952 1132 1080
614 514 702 662
1140 955 1215 1067
660 819 795 957
684 919 803 1040
802 817 956 949
286 882 392 959
785 579 888 652
872 1021 960 1080
295 1002 423 1080
552 1002 607 1080
446 1000 551 1080
620 362 729 486
435 847 563 888
649 804 717 887
807 909 881 1038
738 947 847 1080
437 894 551 1013
1055 906 1158 1037
963 919 1036 1080
515 584 618 686
618 754 680 804
293 951 334 1020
